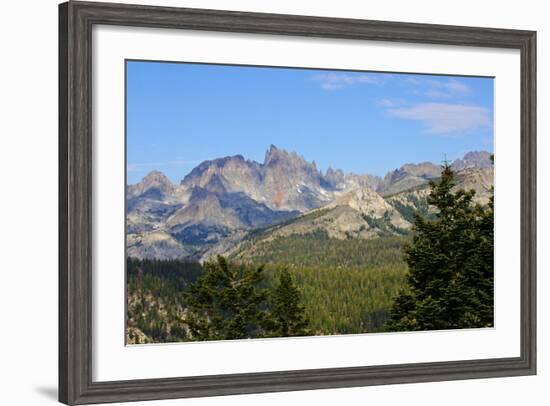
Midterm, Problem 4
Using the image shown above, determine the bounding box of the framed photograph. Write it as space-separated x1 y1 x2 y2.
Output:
59 1 536 404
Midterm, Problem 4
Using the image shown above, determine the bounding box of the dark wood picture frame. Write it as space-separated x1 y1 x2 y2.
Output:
59 1 537 404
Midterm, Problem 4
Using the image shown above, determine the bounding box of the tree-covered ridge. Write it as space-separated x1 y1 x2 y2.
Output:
126 258 202 343
232 231 409 268
229 232 411 334
262 264 407 334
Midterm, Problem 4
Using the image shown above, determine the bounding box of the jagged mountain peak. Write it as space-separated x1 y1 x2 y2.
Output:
128 170 176 200
267 143 279 154
264 144 284 165
325 166 343 177
264 144 304 166
263 144 319 170
451 150 493 171
389 161 441 180
141 170 173 185
181 154 247 184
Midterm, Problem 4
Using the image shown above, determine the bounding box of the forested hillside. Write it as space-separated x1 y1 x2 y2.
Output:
126 258 202 343
126 158 494 344
127 234 410 343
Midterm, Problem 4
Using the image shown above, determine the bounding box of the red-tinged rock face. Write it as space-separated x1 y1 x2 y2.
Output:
272 188 285 208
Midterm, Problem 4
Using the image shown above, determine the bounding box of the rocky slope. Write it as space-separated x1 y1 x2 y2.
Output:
377 151 493 197
451 151 493 171
127 146 493 261
378 162 441 196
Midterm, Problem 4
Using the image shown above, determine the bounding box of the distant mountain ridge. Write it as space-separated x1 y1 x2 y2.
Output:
451 151 493 171
126 146 493 261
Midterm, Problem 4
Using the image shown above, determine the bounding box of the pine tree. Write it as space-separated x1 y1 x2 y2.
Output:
265 269 311 337
184 256 269 341
385 163 494 331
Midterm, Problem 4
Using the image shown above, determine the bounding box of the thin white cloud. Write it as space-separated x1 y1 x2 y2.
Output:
377 98 406 107
387 103 491 135
403 77 472 99
127 159 202 172
311 73 380 91
445 80 471 95
425 79 471 98
404 77 421 85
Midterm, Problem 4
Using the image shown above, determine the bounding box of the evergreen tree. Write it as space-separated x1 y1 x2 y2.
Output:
265 269 311 337
385 163 494 331
184 256 269 341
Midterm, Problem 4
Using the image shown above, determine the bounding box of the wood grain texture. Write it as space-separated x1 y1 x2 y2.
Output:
58 1 537 404
58 3 69 404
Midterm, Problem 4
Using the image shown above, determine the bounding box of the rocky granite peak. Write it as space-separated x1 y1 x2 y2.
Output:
384 162 441 184
451 151 493 171
127 170 176 200
263 144 316 171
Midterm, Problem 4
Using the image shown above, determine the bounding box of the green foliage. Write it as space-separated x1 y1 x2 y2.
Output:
241 234 410 334
127 257 202 295
390 195 434 224
385 164 494 331
127 256 314 343
362 212 410 236
235 231 409 269
126 258 202 343
264 263 407 334
232 231 412 334
184 256 269 341
264 269 311 337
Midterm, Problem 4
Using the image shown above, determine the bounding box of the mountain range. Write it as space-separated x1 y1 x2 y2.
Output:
126 145 493 262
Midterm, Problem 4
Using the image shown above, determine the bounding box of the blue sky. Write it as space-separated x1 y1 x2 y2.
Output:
126 61 494 184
